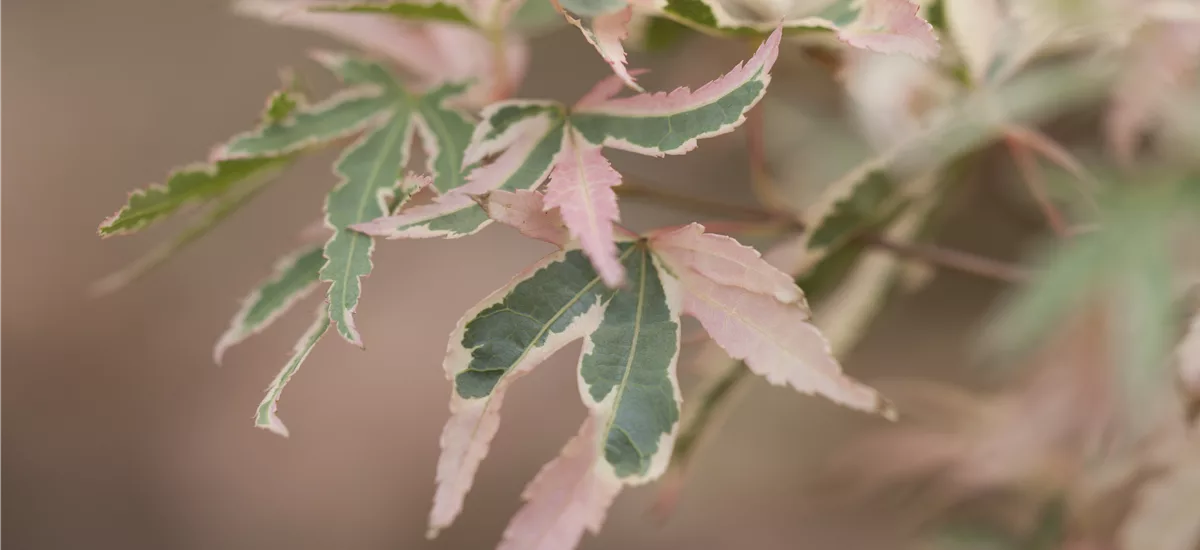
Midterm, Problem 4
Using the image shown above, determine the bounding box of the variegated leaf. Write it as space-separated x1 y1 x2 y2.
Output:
429 247 618 536
497 416 623 550
95 81 306 290
224 54 473 346
834 0 940 60
236 0 529 107
577 245 682 481
480 189 569 246
543 130 626 287
309 1 477 26
565 7 643 91
353 102 566 239
365 29 780 282
767 167 904 276
321 112 415 346
650 0 938 59
568 25 780 155
98 156 290 237
656 249 893 417
648 222 802 304
255 306 331 437
561 0 627 17
943 0 1003 83
215 245 325 364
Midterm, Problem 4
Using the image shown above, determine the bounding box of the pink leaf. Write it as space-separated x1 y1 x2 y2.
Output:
234 0 527 106
566 7 643 93
497 416 623 550
542 132 625 287
670 267 893 417
482 190 569 246
573 25 781 155
460 112 558 195
837 0 940 61
351 192 478 238
649 223 804 304
429 252 607 536
1106 21 1200 164
574 68 651 110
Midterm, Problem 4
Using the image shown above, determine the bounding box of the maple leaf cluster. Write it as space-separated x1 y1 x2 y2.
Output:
95 0 1200 548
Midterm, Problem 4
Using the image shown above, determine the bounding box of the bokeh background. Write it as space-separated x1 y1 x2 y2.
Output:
3 1 1036 548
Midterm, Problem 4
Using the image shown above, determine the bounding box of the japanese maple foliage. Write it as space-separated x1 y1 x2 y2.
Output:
96 0 1200 548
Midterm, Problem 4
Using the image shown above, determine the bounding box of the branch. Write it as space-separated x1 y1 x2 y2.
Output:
860 234 1031 284
617 179 1029 284
617 179 801 226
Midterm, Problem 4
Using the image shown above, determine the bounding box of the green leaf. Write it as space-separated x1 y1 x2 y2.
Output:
510 0 566 34
660 0 760 36
580 245 681 478
565 27 780 157
255 306 330 437
262 70 305 125
225 54 476 345
657 0 851 37
310 1 476 26
322 112 415 346
568 69 769 155
215 245 325 363
560 0 627 17
223 92 394 159
98 156 289 237
92 158 290 295
354 108 565 239
414 82 477 194
221 56 399 159
640 16 690 51
454 246 624 398
807 171 900 250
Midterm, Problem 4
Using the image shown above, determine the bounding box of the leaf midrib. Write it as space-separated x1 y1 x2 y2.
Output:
523 248 648 550
601 247 649 467
335 113 409 324
452 247 639 492
417 100 464 192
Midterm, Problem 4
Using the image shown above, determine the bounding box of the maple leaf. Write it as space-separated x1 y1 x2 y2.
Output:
235 0 530 106
496 415 623 550
93 80 307 294
565 6 643 91
648 223 893 416
425 198 890 549
478 189 569 246
643 0 939 59
218 54 474 347
357 26 782 287
214 245 325 364
255 306 332 437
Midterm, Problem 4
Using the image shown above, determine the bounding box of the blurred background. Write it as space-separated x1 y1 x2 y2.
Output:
2 1 1080 549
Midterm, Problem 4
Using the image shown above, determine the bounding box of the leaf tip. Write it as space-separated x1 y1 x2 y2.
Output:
877 395 898 421
256 416 292 438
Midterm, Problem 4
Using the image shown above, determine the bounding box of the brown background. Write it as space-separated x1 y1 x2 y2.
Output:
2 1 1028 548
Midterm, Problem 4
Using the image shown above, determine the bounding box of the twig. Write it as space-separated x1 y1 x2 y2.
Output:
861 234 1031 284
1007 135 1070 237
617 178 1028 284
616 179 800 226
